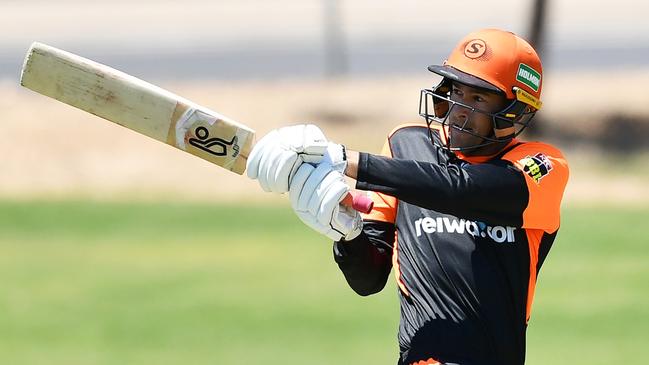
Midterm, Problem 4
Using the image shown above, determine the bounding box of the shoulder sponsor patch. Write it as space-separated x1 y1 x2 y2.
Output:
519 153 553 183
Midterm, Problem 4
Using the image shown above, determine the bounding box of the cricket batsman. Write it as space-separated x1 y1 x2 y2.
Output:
246 28 569 365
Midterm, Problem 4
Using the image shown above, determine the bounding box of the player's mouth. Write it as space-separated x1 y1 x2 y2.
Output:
450 122 474 133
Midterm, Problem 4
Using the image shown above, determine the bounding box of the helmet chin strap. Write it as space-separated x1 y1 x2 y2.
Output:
494 126 515 139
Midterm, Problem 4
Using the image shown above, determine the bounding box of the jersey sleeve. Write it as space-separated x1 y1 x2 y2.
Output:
502 142 569 233
355 152 530 227
360 138 398 224
333 221 395 296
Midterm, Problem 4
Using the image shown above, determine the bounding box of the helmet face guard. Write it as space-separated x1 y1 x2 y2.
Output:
419 78 537 152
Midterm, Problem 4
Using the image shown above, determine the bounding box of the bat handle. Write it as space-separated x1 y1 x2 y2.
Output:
342 191 373 214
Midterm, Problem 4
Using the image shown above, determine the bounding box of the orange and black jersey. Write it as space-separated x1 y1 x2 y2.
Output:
333 124 569 365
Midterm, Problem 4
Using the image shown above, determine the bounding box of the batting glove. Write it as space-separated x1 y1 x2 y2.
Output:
246 124 346 193
289 163 362 242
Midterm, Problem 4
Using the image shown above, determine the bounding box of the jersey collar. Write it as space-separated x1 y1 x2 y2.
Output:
454 138 520 164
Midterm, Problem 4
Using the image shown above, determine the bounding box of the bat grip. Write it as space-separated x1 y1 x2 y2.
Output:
342 192 373 214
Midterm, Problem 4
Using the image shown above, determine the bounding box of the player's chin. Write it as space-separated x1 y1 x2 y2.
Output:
449 133 478 151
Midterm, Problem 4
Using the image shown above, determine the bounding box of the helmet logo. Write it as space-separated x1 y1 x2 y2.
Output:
464 39 487 59
516 63 541 92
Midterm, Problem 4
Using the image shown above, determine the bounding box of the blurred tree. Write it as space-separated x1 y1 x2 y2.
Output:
527 0 548 138
528 0 547 57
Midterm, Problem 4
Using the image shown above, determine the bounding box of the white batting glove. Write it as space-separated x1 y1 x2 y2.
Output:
246 124 327 193
289 163 362 242
323 141 348 174
246 124 346 193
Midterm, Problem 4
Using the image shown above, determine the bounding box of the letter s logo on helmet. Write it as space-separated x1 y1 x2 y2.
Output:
463 39 487 59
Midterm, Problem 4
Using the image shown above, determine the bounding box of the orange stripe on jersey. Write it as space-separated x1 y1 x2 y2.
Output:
502 142 569 233
392 231 410 296
525 229 544 322
362 191 397 223
411 358 441 365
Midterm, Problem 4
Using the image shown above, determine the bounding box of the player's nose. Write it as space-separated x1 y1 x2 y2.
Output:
449 103 470 123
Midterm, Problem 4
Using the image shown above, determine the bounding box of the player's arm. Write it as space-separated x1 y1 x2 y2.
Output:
345 150 528 226
347 146 569 233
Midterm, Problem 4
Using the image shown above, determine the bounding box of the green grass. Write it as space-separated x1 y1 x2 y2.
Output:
527 204 649 364
0 201 647 364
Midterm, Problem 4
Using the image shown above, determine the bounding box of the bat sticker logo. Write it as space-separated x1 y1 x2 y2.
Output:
188 126 240 157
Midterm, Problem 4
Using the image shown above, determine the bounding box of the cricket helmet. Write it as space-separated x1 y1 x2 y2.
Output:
420 28 543 150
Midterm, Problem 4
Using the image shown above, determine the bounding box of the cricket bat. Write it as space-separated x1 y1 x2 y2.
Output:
20 42 372 213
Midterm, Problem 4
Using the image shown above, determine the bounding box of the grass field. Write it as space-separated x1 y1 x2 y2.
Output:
0 201 647 364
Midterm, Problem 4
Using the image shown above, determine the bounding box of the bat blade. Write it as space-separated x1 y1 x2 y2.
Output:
19 42 373 213
20 42 254 175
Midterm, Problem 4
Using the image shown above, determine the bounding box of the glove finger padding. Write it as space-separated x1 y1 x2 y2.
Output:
258 146 292 192
267 149 300 193
282 124 329 161
246 129 279 179
312 174 347 226
289 163 362 242
295 163 331 212
290 163 316 210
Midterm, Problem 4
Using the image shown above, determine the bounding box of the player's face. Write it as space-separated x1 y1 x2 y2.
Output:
447 82 509 155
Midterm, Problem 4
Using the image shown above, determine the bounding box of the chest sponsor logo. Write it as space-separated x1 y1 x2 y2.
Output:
519 152 553 183
414 216 517 243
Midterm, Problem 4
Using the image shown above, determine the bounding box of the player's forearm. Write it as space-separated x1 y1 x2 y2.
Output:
353 152 529 226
